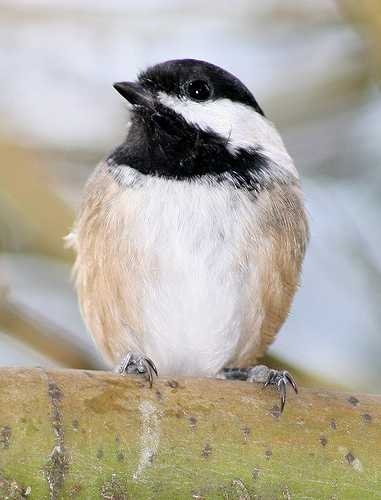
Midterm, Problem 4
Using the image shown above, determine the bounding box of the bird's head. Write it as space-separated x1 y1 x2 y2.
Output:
111 59 297 184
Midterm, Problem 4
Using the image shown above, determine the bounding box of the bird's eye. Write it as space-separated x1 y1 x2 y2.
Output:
185 79 211 101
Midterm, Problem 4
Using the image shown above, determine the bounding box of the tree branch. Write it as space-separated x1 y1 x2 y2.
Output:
0 368 380 499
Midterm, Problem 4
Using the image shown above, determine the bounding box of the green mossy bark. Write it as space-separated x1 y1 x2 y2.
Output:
0 368 380 499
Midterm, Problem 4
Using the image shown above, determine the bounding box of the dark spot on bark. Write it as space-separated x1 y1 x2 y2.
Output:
330 419 337 430
347 396 360 407
270 405 281 418
242 426 251 441
0 473 31 498
189 416 197 430
252 467 260 480
48 382 63 402
44 381 69 500
362 413 372 424
345 452 355 465
166 379 179 389
201 442 212 459
97 448 104 459
72 419 79 431
320 436 328 447
117 451 125 462
101 474 128 500
0 425 11 449
155 389 163 401
265 449 272 460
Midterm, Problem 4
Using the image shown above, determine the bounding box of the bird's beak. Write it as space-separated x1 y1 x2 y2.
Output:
113 82 154 110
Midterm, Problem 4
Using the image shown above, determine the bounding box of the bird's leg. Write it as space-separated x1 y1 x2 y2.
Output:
217 364 298 413
116 352 158 388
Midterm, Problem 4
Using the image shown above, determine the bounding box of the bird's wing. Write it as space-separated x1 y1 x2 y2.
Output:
70 163 146 366
231 181 309 367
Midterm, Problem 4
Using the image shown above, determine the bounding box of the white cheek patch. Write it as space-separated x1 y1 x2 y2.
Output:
157 92 298 178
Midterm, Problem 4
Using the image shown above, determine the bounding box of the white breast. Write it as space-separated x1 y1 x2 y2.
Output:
116 169 262 376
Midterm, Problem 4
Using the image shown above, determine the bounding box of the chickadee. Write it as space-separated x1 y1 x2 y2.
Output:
69 59 308 412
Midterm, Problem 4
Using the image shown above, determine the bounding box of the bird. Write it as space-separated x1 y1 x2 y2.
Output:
68 59 309 412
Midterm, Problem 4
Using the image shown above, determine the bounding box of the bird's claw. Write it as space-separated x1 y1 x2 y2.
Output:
117 352 158 387
220 365 298 414
263 369 298 413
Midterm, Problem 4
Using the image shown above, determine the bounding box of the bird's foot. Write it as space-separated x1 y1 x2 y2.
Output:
116 352 158 387
218 364 297 413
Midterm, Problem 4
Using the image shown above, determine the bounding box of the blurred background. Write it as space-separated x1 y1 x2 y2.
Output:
0 0 380 392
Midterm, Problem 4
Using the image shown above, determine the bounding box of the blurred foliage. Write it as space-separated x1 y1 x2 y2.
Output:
340 0 381 80
0 141 73 261
0 141 90 367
